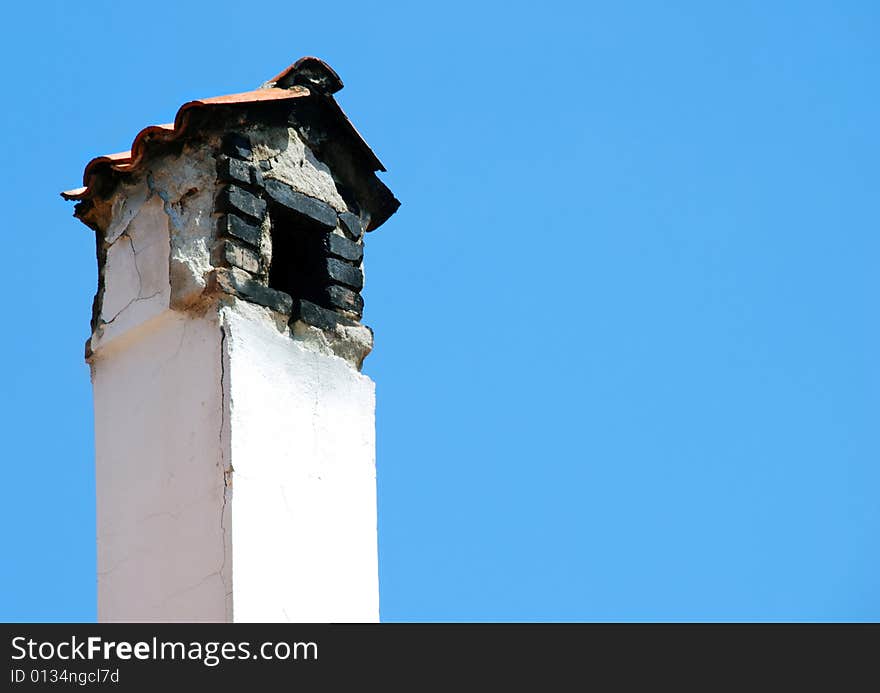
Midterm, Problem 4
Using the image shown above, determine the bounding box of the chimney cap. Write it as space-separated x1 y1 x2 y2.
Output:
62 58 392 223
265 57 344 94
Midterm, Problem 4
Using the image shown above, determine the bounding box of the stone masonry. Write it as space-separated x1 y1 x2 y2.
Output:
67 57 398 371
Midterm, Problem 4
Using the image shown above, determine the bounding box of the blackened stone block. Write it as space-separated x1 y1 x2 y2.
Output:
292 299 357 331
219 240 261 274
324 257 364 291
221 133 252 160
323 233 363 264
263 179 337 230
218 214 262 247
323 284 364 317
219 185 266 222
338 212 364 240
211 268 292 315
217 156 255 186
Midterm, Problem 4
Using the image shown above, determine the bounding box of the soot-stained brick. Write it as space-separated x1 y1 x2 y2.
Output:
218 214 263 247
221 133 252 160
212 268 292 314
217 156 251 186
323 257 364 291
263 179 337 230
323 234 363 264
292 299 358 331
323 284 363 317
219 240 262 274
338 212 364 240
217 156 263 188
219 185 267 222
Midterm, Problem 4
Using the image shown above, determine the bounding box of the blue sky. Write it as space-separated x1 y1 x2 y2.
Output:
1 1 878 621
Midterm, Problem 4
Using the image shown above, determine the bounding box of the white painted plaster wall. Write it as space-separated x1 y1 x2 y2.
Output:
92 310 230 622
92 300 378 622
222 301 379 622
95 194 171 352
90 124 378 622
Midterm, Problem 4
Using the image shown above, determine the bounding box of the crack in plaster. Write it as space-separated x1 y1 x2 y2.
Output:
218 320 232 611
97 544 160 578
311 352 321 466
279 485 303 524
101 233 163 325
153 571 224 609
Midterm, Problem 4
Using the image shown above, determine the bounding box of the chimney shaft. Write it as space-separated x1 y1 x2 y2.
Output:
64 60 398 622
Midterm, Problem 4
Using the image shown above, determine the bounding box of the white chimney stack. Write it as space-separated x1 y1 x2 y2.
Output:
62 58 399 622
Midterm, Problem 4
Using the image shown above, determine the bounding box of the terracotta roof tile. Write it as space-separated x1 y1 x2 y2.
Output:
61 87 310 201
62 58 386 202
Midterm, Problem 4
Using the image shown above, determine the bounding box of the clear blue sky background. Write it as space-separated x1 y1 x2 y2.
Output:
1 1 878 621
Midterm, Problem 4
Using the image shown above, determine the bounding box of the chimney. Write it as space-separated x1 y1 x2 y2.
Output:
62 58 400 622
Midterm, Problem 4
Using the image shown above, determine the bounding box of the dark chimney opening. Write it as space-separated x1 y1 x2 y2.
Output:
267 203 324 306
